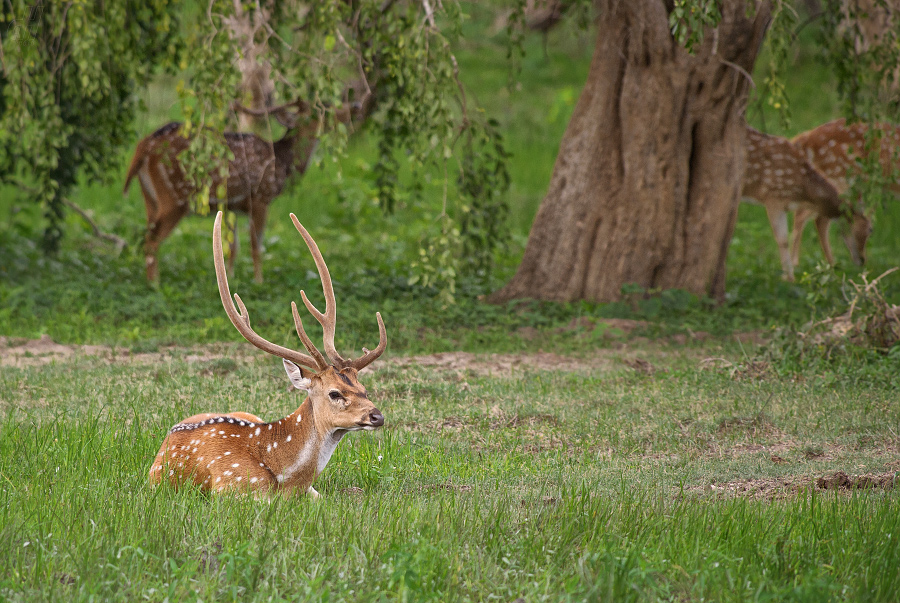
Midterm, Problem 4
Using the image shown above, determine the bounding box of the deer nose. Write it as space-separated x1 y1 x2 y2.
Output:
369 410 384 427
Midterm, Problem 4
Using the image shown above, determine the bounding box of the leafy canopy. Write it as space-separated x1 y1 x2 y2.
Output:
0 0 510 299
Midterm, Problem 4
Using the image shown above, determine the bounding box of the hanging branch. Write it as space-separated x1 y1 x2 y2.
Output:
11 179 127 252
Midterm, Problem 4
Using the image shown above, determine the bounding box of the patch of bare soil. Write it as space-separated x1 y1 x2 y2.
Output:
699 358 771 380
0 335 255 368
705 440 799 460
686 470 897 500
816 471 897 491
560 317 649 335
0 336 641 374
2 334 719 376
734 330 768 345
417 482 474 493
716 413 776 436
384 351 616 376
623 357 661 375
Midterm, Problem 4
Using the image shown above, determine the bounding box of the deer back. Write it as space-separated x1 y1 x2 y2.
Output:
125 122 320 216
792 119 900 195
743 127 844 218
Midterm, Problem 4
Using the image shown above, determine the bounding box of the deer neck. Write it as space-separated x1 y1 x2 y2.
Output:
261 397 345 490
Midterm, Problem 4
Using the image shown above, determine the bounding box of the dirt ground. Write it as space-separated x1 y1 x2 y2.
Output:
0 335 259 368
685 470 898 500
0 334 699 374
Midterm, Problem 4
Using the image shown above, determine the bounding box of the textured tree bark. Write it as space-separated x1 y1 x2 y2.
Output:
490 0 772 303
224 4 275 134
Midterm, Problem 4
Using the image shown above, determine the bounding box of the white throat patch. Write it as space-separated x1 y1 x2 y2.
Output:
317 431 346 475
280 436 317 483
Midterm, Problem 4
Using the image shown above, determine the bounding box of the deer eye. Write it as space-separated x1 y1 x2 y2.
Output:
328 391 345 402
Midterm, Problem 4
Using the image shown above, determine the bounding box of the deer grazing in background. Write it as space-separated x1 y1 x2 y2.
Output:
741 126 872 282
148 211 386 497
124 92 372 283
789 118 898 268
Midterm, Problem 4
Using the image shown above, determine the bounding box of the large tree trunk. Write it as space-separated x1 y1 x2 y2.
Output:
490 0 771 303
224 3 275 134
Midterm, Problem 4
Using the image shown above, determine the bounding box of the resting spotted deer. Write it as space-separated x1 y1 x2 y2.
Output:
741 126 871 282
790 118 897 268
148 211 386 497
125 93 371 284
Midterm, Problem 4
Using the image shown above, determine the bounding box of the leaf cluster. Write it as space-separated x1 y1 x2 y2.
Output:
817 0 900 121
0 0 181 251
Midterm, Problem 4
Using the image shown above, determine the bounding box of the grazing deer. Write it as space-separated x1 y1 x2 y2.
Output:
148 211 387 498
741 126 871 282
125 93 371 284
790 118 897 267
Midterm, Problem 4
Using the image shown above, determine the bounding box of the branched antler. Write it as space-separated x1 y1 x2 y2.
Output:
213 211 386 372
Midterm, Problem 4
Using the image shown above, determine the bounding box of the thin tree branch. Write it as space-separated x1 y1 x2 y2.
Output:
422 0 436 28
61 198 127 252
718 58 756 88
12 179 127 251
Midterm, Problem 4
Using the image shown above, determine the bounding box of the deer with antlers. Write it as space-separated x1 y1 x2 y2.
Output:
789 118 897 268
741 126 872 282
125 93 371 284
148 211 386 497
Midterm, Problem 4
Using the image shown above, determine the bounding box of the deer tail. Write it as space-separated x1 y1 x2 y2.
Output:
123 145 147 196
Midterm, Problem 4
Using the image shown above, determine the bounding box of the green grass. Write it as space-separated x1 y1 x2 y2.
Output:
1 346 898 601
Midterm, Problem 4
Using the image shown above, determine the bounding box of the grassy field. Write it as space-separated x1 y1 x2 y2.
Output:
2 343 899 601
1 5 899 602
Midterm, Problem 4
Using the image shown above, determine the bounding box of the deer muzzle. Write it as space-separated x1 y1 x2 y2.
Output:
360 409 385 430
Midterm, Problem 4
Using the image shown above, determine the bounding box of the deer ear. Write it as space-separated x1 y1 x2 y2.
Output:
283 359 312 391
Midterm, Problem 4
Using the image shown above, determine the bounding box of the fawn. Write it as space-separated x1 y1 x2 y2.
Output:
789 118 897 268
741 126 871 281
126 93 371 283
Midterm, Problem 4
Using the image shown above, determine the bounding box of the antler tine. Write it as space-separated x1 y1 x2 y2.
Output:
291 301 329 369
290 213 350 368
351 312 387 371
213 212 322 371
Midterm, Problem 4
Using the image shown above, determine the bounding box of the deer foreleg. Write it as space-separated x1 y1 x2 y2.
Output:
145 207 188 283
790 208 814 267
249 202 270 284
765 206 794 282
814 214 835 264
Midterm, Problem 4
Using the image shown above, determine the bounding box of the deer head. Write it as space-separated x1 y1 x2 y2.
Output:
232 88 373 176
844 211 873 266
213 209 386 413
